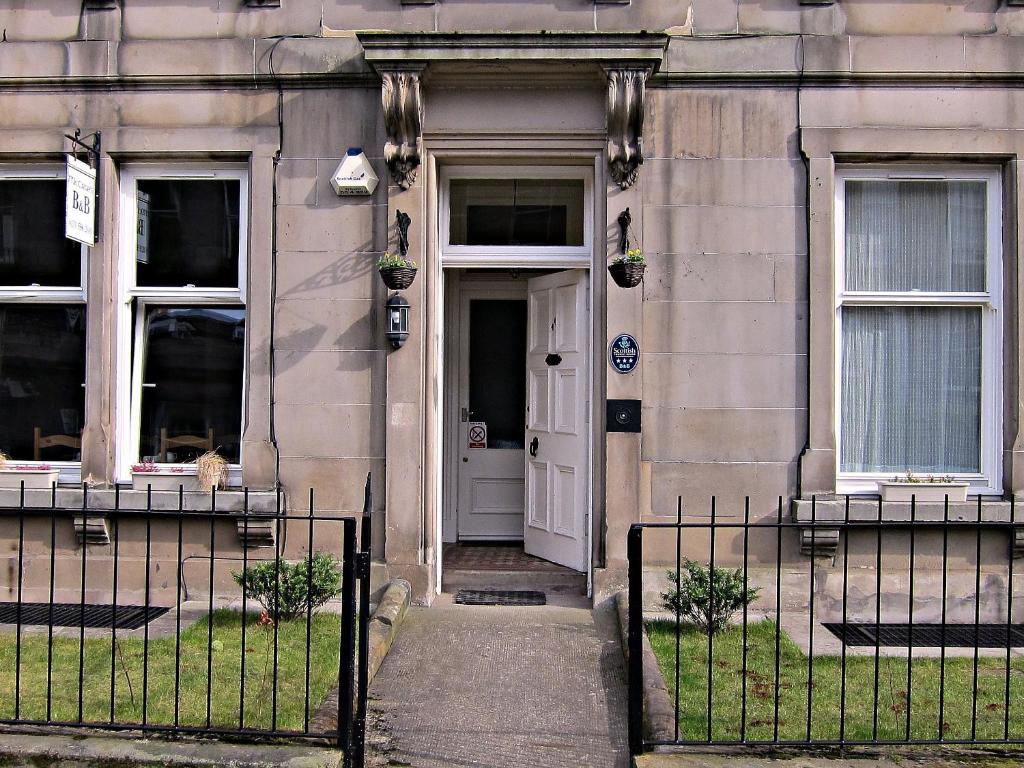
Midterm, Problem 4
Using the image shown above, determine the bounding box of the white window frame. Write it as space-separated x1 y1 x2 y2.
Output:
834 165 1003 496
116 164 249 484
0 165 88 483
439 166 593 268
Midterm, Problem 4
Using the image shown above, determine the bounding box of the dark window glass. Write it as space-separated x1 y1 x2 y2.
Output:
0 305 86 461
0 180 81 286
469 299 527 449
450 179 584 247
138 306 245 463
136 179 241 287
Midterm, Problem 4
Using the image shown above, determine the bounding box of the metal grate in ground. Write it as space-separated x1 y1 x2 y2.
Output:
454 590 546 607
823 622 1024 648
0 603 170 630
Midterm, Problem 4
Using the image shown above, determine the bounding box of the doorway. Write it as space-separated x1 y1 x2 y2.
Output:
442 268 591 578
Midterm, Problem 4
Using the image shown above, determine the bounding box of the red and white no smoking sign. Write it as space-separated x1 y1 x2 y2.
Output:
468 422 487 449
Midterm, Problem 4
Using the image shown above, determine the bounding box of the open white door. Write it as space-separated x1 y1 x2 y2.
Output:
524 270 589 572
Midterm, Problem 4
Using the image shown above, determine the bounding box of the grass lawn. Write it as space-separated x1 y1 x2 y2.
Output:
0 610 345 733
647 619 1024 744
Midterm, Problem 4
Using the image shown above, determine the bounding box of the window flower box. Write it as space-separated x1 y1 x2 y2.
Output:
131 464 201 492
878 480 969 503
0 467 60 489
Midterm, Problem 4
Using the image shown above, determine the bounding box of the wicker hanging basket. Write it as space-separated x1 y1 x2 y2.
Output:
608 261 645 288
379 266 417 290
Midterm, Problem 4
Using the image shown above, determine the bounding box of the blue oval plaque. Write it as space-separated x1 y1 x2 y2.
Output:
609 333 639 374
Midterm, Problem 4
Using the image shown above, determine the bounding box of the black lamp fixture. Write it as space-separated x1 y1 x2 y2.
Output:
385 293 410 350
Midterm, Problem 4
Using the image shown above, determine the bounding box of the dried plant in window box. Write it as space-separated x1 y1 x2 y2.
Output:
195 450 228 491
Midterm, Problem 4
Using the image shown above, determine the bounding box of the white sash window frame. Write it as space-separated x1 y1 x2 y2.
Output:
834 165 1003 496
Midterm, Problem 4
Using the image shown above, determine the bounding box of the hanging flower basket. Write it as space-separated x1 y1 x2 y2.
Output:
609 260 645 289
379 266 417 290
378 252 418 290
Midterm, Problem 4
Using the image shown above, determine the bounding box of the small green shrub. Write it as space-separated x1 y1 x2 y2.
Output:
660 560 759 635
232 552 342 621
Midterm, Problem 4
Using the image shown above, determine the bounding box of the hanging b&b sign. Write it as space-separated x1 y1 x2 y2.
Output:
65 155 96 246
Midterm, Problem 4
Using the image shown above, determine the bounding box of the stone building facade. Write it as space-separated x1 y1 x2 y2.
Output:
2 0 1024 605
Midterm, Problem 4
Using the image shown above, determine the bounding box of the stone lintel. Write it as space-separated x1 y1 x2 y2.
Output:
358 32 668 69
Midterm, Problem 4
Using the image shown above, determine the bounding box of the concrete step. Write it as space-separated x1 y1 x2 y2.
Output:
441 568 587 594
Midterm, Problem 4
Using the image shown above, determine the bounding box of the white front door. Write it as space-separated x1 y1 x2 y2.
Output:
524 270 589 572
456 288 528 539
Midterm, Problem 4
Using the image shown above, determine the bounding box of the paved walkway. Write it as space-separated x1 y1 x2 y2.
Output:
366 594 630 768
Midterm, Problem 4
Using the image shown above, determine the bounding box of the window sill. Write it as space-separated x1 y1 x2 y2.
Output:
0 486 283 548
791 496 1022 558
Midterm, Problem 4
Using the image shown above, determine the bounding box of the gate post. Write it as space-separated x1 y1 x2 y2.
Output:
627 523 644 754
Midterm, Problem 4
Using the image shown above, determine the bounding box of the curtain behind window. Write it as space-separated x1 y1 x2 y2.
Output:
845 180 986 292
841 178 987 475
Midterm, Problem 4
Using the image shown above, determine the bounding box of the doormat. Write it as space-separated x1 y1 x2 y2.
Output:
0 603 170 630
454 590 546 607
823 622 1024 648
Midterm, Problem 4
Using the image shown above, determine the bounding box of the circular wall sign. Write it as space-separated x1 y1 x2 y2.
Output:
609 333 639 374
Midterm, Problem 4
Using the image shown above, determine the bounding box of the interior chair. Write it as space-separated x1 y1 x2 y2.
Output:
159 427 214 462
33 427 82 461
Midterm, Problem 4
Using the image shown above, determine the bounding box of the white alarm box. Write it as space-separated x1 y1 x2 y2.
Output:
330 148 379 196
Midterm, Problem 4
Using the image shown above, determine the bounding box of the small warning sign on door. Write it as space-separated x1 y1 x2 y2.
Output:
468 422 487 449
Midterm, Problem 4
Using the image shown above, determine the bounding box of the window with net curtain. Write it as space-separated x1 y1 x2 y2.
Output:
840 177 991 476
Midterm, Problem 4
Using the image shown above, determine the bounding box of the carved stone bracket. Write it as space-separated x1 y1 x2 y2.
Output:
799 526 840 558
236 514 277 548
1013 527 1024 558
382 67 424 190
73 513 110 546
606 67 649 190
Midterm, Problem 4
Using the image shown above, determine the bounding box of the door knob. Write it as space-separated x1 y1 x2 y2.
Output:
529 436 539 457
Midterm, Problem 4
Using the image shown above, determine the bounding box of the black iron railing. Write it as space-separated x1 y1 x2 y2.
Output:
628 495 1024 755
0 476 372 768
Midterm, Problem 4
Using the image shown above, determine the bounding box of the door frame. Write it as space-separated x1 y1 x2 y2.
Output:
429 154 604 595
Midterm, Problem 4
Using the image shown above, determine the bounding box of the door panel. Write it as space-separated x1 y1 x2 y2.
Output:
524 270 588 571
457 293 528 540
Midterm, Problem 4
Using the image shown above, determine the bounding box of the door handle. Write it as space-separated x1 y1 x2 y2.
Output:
529 436 539 457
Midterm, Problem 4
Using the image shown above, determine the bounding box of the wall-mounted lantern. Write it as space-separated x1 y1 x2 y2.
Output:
386 293 411 350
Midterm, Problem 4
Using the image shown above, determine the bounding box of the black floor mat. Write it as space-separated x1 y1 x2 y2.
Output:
0 603 170 630
454 590 546 606
823 622 1024 648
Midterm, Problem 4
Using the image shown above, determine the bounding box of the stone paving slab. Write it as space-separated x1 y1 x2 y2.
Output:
0 732 344 768
366 594 630 767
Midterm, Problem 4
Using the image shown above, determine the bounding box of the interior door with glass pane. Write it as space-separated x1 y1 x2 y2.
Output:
524 270 588 572
456 291 528 539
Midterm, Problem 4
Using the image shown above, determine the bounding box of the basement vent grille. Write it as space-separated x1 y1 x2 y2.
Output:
454 590 546 607
824 622 1024 648
0 603 170 630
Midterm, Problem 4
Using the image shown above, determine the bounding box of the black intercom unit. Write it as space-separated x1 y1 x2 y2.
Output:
606 399 641 433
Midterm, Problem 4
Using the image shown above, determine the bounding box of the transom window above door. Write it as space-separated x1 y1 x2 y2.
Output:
835 166 1002 495
441 168 592 268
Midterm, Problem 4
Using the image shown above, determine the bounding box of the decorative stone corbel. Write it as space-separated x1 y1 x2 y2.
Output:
236 514 277 548
1012 527 1024 558
382 67 424 190
606 67 648 190
799 525 840 558
73 513 110 545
